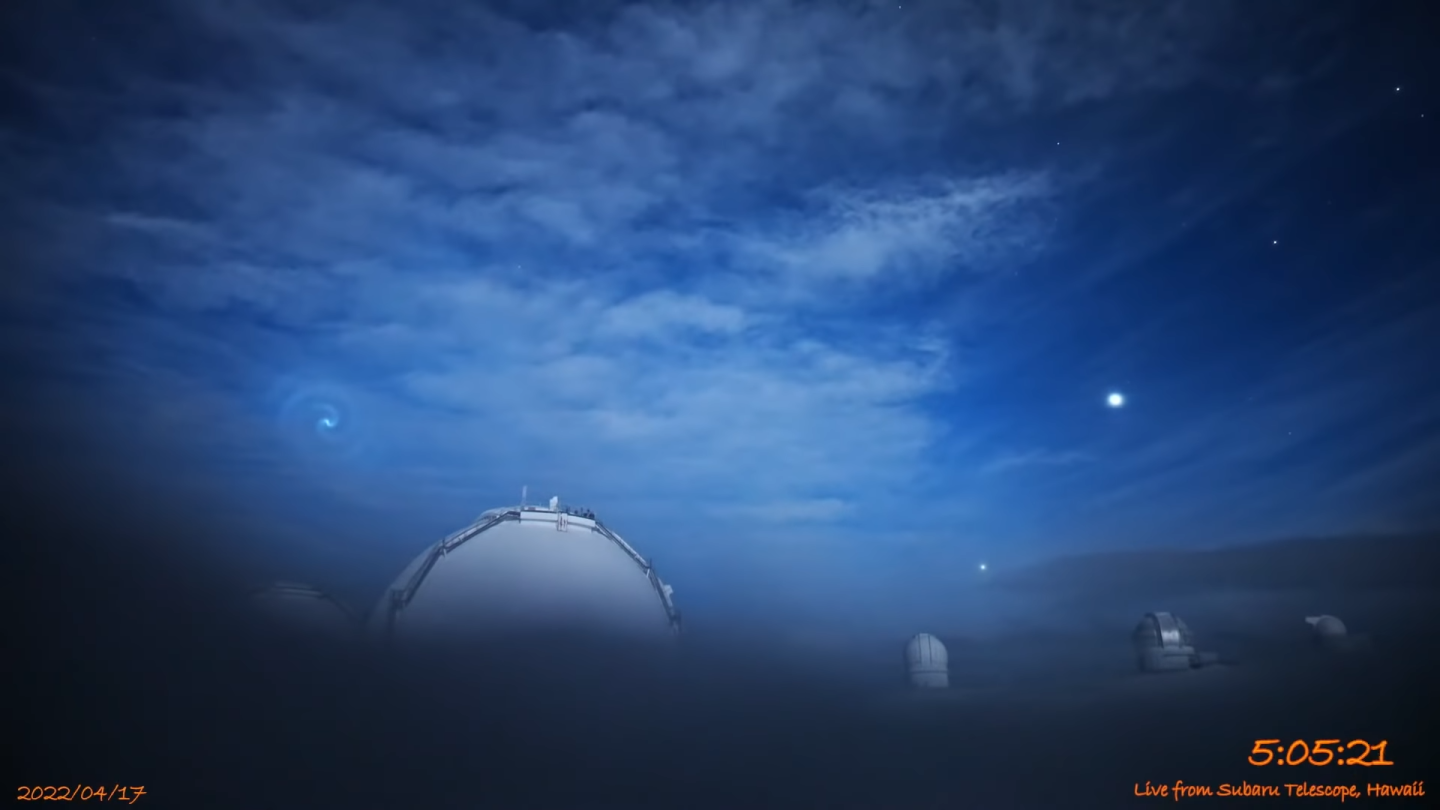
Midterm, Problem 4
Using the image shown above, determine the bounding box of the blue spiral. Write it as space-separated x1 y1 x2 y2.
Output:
276 382 365 460
313 403 342 435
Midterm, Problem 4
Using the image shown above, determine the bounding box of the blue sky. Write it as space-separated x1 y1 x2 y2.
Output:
3 0 1437 638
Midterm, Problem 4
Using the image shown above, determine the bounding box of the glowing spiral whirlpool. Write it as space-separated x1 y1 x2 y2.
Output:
276 382 367 461
313 404 341 435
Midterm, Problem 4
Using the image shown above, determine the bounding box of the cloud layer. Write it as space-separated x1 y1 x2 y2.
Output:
11 0 1135 515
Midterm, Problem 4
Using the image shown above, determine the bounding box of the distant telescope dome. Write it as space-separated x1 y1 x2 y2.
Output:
1307 613 1347 651
369 498 681 647
1305 615 1347 638
1305 614 1370 654
249 581 356 639
1132 611 1200 673
904 633 949 688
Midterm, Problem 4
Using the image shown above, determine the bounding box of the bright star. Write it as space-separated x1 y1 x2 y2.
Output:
1107 392 1125 408
978 562 988 572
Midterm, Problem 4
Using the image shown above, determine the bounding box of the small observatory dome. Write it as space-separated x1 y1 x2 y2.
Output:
905 633 949 688
368 497 681 647
1132 611 1201 673
1305 614 1347 639
249 581 356 639
1304 614 1370 653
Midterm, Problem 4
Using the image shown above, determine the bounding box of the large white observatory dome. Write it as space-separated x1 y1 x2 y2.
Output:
905 633 949 688
369 497 681 646
248 581 357 639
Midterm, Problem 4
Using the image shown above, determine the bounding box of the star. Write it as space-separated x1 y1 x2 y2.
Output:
1272 239 1278 245
1107 392 1125 408
978 562 987 572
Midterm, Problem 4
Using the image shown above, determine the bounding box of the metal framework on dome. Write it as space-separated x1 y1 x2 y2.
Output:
378 499 682 638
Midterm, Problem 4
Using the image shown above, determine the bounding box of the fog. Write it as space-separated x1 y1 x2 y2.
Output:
13 487 1437 809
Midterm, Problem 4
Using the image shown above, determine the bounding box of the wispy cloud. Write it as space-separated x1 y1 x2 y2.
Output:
722 499 856 524
595 291 749 340
981 449 1093 475
746 175 1056 285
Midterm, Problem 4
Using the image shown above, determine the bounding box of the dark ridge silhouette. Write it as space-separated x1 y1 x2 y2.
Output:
993 532 1440 593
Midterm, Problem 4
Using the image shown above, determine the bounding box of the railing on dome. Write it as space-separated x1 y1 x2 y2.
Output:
587 519 683 634
381 506 682 637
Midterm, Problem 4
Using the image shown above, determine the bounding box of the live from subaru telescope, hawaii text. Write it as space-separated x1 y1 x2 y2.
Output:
1134 780 1424 800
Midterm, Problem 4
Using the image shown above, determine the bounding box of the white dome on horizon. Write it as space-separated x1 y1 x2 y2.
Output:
368 499 681 647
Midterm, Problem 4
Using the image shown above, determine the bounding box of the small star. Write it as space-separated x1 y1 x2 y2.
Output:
1395 86 1401 92
978 562 988 572
1272 239 1278 245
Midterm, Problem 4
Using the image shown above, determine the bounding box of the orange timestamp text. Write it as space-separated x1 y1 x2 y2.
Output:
16 785 146 803
1248 739 1393 768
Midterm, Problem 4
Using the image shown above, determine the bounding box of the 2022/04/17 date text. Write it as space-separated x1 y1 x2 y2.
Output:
16 786 146 803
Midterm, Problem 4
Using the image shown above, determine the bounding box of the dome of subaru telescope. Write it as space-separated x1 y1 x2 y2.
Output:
368 495 681 647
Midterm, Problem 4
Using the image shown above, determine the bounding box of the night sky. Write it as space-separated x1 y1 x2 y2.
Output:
6 2 1440 807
